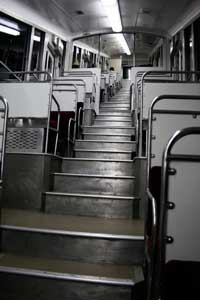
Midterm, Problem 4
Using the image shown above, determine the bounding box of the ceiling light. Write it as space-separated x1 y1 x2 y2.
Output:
0 24 20 36
116 34 131 55
101 0 122 32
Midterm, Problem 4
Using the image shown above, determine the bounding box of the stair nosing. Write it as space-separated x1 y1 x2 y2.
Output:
95 120 132 122
53 173 136 179
0 225 144 241
76 140 136 144
45 191 139 200
0 264 135 286
62 157 133 162
83 126 135 129
83 133 133 137
74 149 133 153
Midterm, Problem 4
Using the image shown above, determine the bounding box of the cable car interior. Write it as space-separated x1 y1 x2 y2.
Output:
0 0 200 299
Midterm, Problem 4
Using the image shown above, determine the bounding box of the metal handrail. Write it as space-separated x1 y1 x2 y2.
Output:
0 61 21 81
50 95 61 155
52 82 79 156
77 106 84 138
67 118 76 156
146 187 158 300
139 70 200 157
0 70 52 82
146 188 157 259
0 96 9 186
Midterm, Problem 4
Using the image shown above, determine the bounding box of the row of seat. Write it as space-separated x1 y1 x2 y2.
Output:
131 67 200 299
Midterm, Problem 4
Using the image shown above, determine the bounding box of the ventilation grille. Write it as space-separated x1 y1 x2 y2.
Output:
6 128 45 153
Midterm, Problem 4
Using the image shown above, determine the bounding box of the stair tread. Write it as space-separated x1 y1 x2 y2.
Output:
74 149 133 153
0 254 143 285
62 157 133 162
1 209 144 239
45 191 139 200
83 126 135 129
76 140 136 144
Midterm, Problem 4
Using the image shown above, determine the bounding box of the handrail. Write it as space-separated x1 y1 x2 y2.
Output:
51 95 61 155
146 188 157 256
0 70 52 82
77 107 84 138
139 70 200 157
0 95 9 186
0 61 21 81
67 118 76 156
52 82 79 155
146 187 158 300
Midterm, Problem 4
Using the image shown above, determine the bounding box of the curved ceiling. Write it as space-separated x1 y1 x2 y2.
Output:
14 0 197 37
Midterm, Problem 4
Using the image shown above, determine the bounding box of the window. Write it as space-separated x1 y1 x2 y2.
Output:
184 24 194 80
0 12 30 71
30 28 45 71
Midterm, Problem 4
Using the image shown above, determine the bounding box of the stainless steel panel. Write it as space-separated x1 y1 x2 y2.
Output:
0 273 132 300
2 229 144 265
94 120 132 127
75 140 136 151
45 193 140 219
83 126 135 135
83 134 133 141
75 150 133 160
62 159 134 176
53 174 135 196
6 128 45 153
3 154 61 210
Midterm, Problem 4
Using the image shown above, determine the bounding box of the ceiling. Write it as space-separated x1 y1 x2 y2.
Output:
10 0 198 57
16 0 195 36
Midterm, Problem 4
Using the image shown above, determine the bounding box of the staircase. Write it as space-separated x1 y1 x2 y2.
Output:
0 88 144 300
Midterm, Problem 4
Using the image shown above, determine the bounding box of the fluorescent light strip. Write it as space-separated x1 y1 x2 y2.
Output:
101 0 122 32
0 17 20 31
0 25 20 36
116 34 131 55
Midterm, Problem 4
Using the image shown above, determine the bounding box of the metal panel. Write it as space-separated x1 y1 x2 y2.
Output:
3 154 61 210
0 82 52 118
2 229 144 265
6 128 45 153
52 90 76 111
166 160 200 262
151 114 200 166
143 82 200 119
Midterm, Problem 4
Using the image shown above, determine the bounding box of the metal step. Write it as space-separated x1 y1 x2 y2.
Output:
94 120 132 127
100 107 130 112
100 103 130 108
75 149 134 160
83 133 133 141
1 209 144 264
45 192 140 219
62 158 134 176
75 140 136 151
98 111 132 116
0 254 143 300
83 126 135 135
53 173 135 196
96 115 132 121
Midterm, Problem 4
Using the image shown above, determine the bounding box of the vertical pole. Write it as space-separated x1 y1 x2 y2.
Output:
97 34 101 67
